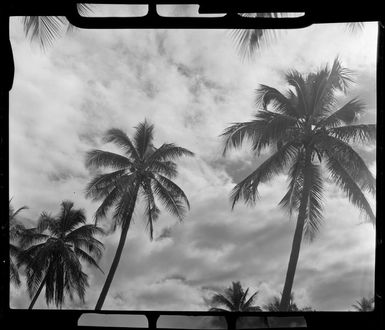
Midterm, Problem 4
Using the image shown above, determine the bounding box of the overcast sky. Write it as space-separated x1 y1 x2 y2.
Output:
9 9 377 312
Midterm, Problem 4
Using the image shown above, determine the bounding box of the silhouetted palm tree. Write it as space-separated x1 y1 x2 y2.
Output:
18 201 104 309
221 58 376 311
352 297 374 311
263 293 314 311
22 4 91 49
9 200 28 286
209 281 261 312
85 120 194 310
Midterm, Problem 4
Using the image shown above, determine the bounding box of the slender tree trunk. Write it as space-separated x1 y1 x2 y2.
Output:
95 190 139 310
279 148 312 311
28 274 47 309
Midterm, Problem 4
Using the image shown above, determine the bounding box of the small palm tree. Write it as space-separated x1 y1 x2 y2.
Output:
208 281 261 312
18 201 104 309
85 120 194 310
221 58 376 311
352 297 374 311
9 200 28 286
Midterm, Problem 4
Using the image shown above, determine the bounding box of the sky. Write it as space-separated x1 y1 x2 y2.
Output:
9 6 377 313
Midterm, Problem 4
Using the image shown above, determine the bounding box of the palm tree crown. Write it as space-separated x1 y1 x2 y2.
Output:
18 201 104 309
9 200 28 286
222 58 375 310
209 281 261 312
85 120 194 239
86 120 194 310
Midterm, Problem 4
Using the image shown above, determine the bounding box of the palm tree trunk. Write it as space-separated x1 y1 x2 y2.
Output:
95 190 139 310
279 148 312 311
28 274 47 309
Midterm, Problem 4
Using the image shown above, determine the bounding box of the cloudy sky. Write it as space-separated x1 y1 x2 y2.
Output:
9 8 377 312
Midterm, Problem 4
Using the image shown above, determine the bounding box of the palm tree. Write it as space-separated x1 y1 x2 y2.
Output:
221 58 376 311
85 120 194 310
18 201 104 309
208 281 261 312
263 293 314 311
9 200 28 286
352 297 374 311
22 4 91 49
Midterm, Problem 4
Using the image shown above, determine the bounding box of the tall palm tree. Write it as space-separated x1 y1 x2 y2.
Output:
263 293 314 311
208 281 261 312
352 297 374 311
18 201 104 309
22 4 91 49
85 120 194 310
9 200 28 286
221 58 376 311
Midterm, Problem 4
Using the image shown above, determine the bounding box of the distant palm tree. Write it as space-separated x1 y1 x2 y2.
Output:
18 201 104 309
208 281 261 312
85 120 194 310
352 297 374 311
263 293 314 311
221 58 376 311
22 4 91 49
9 200 28 286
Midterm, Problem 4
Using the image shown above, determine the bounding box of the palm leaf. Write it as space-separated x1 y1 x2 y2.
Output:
103 128 140 160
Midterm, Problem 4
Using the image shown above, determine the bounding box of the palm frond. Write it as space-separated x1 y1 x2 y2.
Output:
85 149 132 170
327 124 376 144
148 160 178 178
255 84 299 118
303 164 324 241
22 16 65 50
147 143 194 163
317 98 365 128
134 120 155 159
10 258 21 286
231 21 278 60
155 174 190 210
151 177 187 222
231 142 298 208
221 119 265 156
85 169 126 200
74 247 104 274
103 128 140 160
279 149 304 215
317 135 376 195
326 153 375 223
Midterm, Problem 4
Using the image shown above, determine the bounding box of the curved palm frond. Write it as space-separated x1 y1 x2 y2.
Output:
221 119 265 156
326 153 375 223
147 143 194 163
103 128 140 160
317 135 376 195
85 149 132 170
85 169 127 200
151 176 187 221
317 98 364 128
231 142 298 208
255 84 299 118
327 124 376 144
